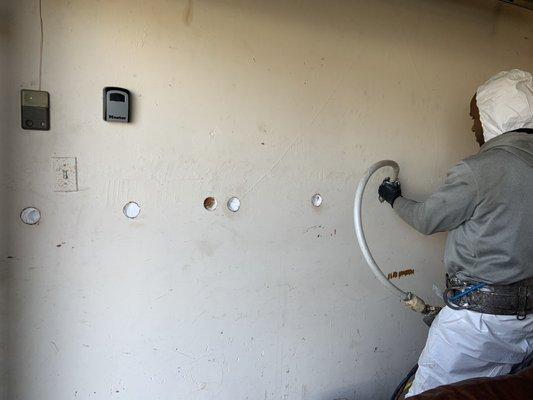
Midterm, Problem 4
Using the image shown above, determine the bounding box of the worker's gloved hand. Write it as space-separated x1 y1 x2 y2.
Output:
378 178 401 207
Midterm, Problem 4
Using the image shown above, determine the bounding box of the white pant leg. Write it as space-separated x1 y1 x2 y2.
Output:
405 306 533 398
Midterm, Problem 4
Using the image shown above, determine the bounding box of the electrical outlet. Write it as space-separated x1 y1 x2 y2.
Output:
52 157 78 192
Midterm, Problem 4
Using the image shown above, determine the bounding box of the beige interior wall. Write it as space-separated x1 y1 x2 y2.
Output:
1 1 9 398
2 1 533 399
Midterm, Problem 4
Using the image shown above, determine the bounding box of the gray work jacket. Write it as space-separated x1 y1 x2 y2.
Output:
394 132 533 284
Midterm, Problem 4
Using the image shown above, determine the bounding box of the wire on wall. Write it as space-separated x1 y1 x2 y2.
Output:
38 0 44 90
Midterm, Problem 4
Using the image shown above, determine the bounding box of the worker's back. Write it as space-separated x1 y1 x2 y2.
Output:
447 132 533 284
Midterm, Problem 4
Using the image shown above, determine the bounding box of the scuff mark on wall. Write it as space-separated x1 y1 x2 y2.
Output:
183 0 193 26
49 341 59 354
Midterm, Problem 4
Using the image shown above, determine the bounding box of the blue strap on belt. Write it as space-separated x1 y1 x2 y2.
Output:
450 283 487 302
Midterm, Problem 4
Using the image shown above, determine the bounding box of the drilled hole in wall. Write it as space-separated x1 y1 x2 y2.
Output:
311 193 323 207
204 196 217 211
123 201 141 219
227 197 241 212
20 207 41 225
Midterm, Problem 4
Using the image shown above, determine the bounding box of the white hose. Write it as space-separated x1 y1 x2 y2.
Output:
353 160 409 300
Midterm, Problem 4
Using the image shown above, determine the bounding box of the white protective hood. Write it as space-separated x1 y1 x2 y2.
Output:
476 69 533 142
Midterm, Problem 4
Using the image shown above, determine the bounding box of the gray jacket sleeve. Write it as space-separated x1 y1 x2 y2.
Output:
393 162 479 235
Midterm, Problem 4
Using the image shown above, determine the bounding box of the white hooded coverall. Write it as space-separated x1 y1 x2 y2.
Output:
404 69 533 397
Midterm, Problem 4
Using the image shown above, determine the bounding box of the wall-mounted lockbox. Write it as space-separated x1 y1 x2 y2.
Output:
21 89 50 130
103 87 130 122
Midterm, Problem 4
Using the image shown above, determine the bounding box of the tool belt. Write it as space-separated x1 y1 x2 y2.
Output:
444 275 533 320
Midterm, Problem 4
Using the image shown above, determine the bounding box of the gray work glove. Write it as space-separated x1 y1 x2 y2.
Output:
378 178 401 207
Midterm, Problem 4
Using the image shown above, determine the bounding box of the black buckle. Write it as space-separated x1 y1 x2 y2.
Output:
517 286 528 320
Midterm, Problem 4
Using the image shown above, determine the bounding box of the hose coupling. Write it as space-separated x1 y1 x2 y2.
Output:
403 292 427 313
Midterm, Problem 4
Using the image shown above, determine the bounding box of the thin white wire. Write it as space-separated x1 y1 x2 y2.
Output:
38 0 43 90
